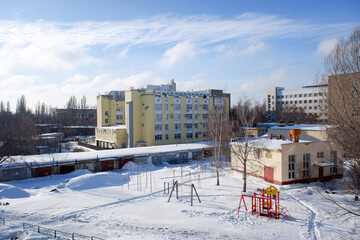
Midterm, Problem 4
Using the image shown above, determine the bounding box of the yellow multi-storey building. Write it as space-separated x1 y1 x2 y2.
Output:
95 80 230 148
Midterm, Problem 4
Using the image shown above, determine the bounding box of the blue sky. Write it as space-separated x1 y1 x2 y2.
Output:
0 0 359 109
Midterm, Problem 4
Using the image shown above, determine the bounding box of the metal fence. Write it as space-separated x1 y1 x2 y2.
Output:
23 223 105 240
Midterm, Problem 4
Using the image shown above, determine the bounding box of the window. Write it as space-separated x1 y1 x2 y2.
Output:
185 114 193 120
289 155 296 179
304 100 307 103
185 124 193 129
352 110 358 117
299 100 302 104
317 152 324 158
105 111 109 116
186 104 193 111
309 106 312 110
203 105 208 111
175 114 181 120
186 133 193 139
165 124 169 130
294 94 297 98
353 91 358 97
309 93 312 97
175 124 181 130
352 101 358 107
155 124 162 130
353 80 359 87
203 114 208 119
174 104 181 111
165 134 169 140
105 119 108 123
285 101 289 104
195 133 199 138
290 101 293 104
155 135 162 141
174 133 181 139
309 100 312 103
303 153 311 179
155 114 162 121
295 101 298 104
299 94 302 97
330 151 338 174
155 104 162 111
314 93 318 97
304 94 307 97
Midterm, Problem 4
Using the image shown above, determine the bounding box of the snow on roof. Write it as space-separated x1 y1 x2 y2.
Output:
313 162 335 167
2 142 210 167
270 124 331 131
100 125 126 130
232 137 314 151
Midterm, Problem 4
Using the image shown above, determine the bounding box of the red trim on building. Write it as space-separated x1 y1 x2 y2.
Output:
231 168 341 185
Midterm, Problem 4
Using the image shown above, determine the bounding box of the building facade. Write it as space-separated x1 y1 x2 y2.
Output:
231 128 342 185
328 72 360 123
266 85 327 122
96 80 230 149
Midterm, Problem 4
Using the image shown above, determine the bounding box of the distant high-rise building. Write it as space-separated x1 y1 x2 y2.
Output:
266 85 328 122
96 80 230 149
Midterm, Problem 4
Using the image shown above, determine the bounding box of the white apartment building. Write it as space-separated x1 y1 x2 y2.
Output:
266 85 327 122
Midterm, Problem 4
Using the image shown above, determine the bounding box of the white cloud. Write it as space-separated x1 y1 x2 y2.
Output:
159 41 196 69
103 71 165 91
316 38 338 55
64 74 88 84
118 46 129 58
237 67 288 100
0 14 356 108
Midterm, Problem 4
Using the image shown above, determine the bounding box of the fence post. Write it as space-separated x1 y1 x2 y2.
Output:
191 184 193 206
54 230 56 238
38 226 40 233
72 233 75 240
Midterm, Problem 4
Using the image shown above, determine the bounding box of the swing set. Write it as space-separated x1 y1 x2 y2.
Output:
237 185 290 220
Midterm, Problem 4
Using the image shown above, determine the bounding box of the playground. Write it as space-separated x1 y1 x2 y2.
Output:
0 160 358 239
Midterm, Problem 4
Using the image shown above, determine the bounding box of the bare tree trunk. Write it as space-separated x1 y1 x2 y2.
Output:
243 159 247 192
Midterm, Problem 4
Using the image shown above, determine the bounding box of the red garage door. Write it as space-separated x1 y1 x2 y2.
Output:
101 160 114 171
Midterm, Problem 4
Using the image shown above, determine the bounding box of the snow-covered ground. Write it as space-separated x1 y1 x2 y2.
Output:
0 160 358 240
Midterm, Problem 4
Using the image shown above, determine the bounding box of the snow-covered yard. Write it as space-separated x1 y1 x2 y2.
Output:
0 160 358 240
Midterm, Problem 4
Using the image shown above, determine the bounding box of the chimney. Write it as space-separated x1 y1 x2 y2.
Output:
290 129 301 143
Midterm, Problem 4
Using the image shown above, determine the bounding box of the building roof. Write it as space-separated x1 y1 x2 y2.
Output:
1 142 210 167
100 125 126 130
232 136 315 151
270 124 331 131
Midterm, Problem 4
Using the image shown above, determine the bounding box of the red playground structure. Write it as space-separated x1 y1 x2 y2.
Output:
237 185 290 219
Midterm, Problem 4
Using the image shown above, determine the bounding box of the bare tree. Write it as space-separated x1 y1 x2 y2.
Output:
0 101 5 112
0 113 39 164
6 101 11 112
208 103 231 186
231 98 263 192
317 27 360 217
16 95 27 114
